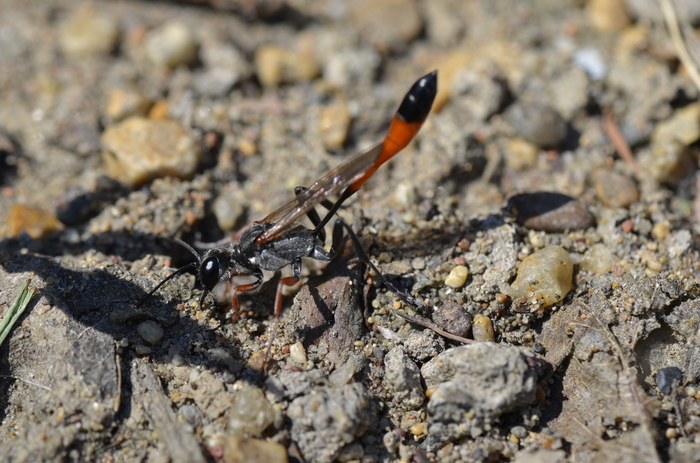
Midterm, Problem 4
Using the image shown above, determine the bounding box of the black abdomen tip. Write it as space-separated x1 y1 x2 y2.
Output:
397 70 438 123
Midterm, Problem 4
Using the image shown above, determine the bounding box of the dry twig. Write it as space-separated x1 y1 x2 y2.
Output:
659 0 700 92
602 108 639 171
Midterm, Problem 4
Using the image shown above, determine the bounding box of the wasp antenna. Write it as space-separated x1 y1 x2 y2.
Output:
137 262 198 307
174 237 203 263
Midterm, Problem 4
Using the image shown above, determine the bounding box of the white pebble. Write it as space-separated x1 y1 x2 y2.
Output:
59 5 119 59
145 22 198 68
137 320 164 345
289 341 307 365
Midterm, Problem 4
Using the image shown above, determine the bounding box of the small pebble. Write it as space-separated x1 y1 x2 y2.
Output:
323 48 381 89
652 102 700 146
224 435 287 463
638 249 663 273
101 117 202 187
145 22 198 68
527 230 545 248
665 428 679 440
213 192 245 231
384 347 424 409
509 246 573 307
289 341 307 365
254 45 319 88
592 169 639 207
642 142 693 186
194 43 251 97
134 345 152 355
444 265 468 288
238 139 257 157
148 99 170 120
203 132 221 151
319 100 352 150
105 88 152 123
178 404 202 426
588 0 630 32
507 192 595 232
383 430 402 455
336 442 365 462
228 385 275 435
505 137 539 171
432 302 472 337
6 204 62 238
657 367 682 395
471 314 495 342
423 1 463 47
572 48 607 81
137 320 164 344
410 422 428 437
411 257 426 270
58 5 119 59
620 219 634 233
505 102 568 148
392 180 417 211
652 221 671 240
433 50 472 111
349 0 422 54
580 244 616 275
171 354 185 366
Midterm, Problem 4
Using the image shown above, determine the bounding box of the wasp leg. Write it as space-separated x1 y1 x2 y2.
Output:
294 186 336 243
263 259 304 370
230 279 261 321
313 187 355 238
330 218 432 314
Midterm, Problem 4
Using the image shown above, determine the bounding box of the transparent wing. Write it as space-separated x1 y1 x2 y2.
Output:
258 143 384 242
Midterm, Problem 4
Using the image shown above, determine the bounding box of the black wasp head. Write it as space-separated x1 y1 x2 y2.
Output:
175 238 229 292
199 255 221 290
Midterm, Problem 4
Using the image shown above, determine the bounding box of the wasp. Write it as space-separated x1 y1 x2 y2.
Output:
143 71 438 327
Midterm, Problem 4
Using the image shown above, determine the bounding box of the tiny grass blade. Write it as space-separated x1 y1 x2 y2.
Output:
0 280 34 347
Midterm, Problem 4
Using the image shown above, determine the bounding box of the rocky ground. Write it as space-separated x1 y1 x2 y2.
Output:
2 0 700 462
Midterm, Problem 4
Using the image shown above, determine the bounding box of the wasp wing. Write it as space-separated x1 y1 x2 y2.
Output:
257 142 384 242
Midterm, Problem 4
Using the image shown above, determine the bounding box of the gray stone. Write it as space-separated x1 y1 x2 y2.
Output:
422 344 536 427
402 329 445 361
277 369 327 400
145 21 198 68
505 102 567 148
178 404 203 426
384 347 424 409
288 383 375 463
228 385 275 436
329 354 366 388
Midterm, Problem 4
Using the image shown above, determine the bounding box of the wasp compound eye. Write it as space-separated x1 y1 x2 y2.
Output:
200 256 220 290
